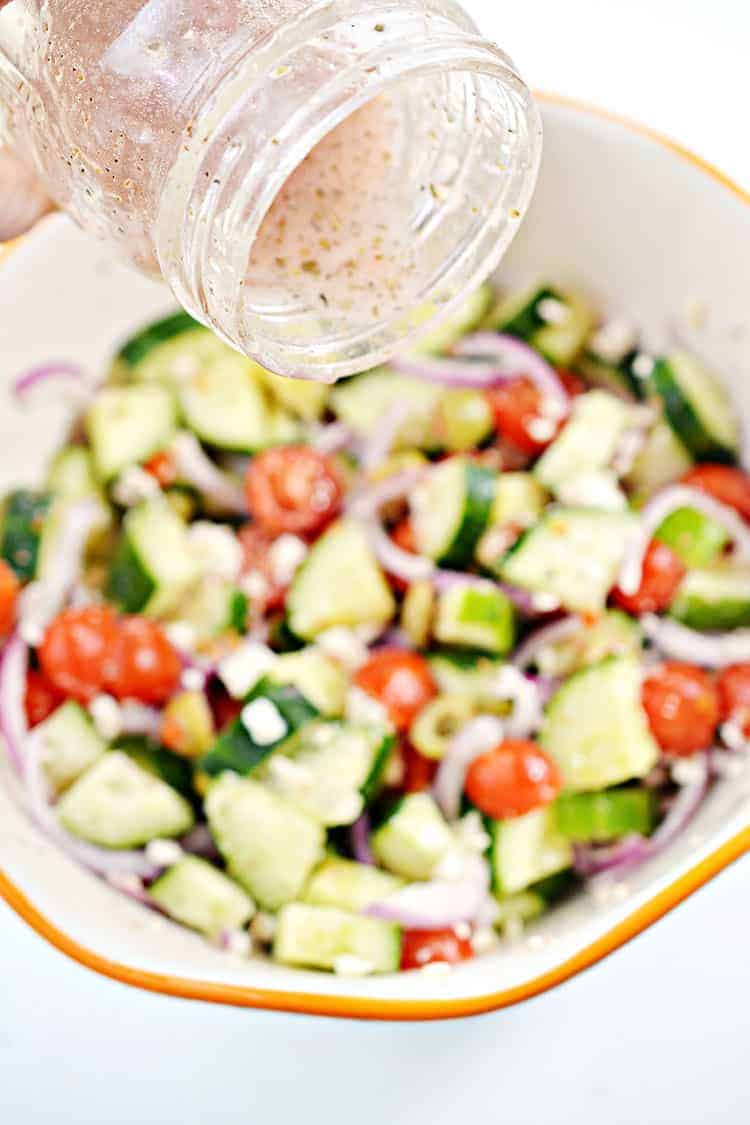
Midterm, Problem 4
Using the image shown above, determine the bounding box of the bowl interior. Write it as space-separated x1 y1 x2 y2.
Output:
1 98 749 1014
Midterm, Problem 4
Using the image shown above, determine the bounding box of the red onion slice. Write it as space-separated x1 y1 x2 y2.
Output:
13 361 90 402
180 823 221 863
512 616 584 669
618 485 750 596
648 753 710 850
641 614 750 668
390 353 508 388
573 834 651 878
359 401 412 473
169 432 247 515
486 665 545 738
0 632 29 774
310 422 354 455
366 853 490 929
434 715 505 821
453 332 569 411
349 812 375 866
119 700 164 739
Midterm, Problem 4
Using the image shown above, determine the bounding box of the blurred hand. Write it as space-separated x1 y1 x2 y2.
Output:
0 147 54 241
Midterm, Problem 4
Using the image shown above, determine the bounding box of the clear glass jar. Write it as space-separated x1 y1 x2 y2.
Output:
0 1 541 378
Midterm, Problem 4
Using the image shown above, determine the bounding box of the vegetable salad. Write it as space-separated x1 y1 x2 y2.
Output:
1 281 748 976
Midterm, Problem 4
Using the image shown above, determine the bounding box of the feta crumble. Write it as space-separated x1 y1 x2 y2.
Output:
631 352 656 380
536 296 569 325
241 697 288 745
188 521 243 581
556 469 627 511
88 694 123 741
145 838 184 867
316 626 370 671
333 954 374 977
268 533 308 586
112 465 161 507
218 640 275 699
589 317 638 364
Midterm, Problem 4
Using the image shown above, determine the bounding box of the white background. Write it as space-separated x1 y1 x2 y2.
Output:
2 2 750 1122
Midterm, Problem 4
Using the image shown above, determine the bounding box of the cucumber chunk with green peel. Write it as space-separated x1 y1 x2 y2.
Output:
434 583 515 655
489 472 548 528
57 752 194 847
36 701 107 794
489 808 573 896
531 610 642 678
274 904 401 974
269 648 348 717
118 736 195 800
499 507 636 614
252 365 330 421
287 520 395 640
624 418 693 498
554 788 656 842
331 369 442 450
174 577 245 642
149 856 254 937
303 857 404 911
540 656 659 791
107 496 200 616
1 489 51 580
433 389 494 452
655 506 729 567
205 775 324 910
577 350 644 400
411 284 494 354
371 793 454 880
411 458 495 567
427 652 503 697
200 681 318 779
86 385 176 481
669 565 750 630
487 285 594 366
115 310 200 374
534 391 636 492
650 352 739 465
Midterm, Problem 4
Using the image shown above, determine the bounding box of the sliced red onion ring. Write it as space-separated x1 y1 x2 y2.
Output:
13 361 90 402
366 520 435 583
512 616 583 669
453 332 569 411
486 665 545 738
649 753 710 849
105 871 154 906
618 485 750 596
366 853 490 929
359 401 412 473
17 498 101 644
0 632 29 774
610 406 657 475
573 834 651 878
180 823 221 863
349 812 375 866
169 432 247 515
119 701 164 739
390 353 508 388
310 422 354 455
641 614 750 668
431 569 546 617
434 715 505 820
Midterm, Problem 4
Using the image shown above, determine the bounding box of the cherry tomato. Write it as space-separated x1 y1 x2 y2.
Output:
400 927 473 971
0 559 20 637
25 667 64 727
245 446 342 537
557 369 587 398
401 740 438 793
485 376 567 456
465 739 562 819
143 450 177 488
611 539 686 615
682 464 750 523
39 605 120 703
354 648 436 731
106 616 182 704
642 662 720 756
237 523 288 613
388 517 416 594
717 663 750 736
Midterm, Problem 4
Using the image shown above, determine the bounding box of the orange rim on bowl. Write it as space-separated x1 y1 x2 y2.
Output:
1 93 749 1020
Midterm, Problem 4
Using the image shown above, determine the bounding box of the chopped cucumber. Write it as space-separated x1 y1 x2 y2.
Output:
1 489 51 580
107 496 200 616
670 565 750 630
489 808 573 896
269 648 348 717
331 369 442 450
161 691 215 758
492 890 546 930
427 651 503 697
287 520 395 640
115 737 195 802
303 857 404 912
274 904 401 974
499 507 636 614
205 775 324 910
554 788 656 842
489 472 548 528
252 364 330 421
149 856 254 937
577 350 644 400
624 417 693 497
400 580 436 648
650 352 739 465
46 447 110 515
411 458 495 567
114 310 200 374
200 681 318 779
173 576 243 642
487 285 594 365
655 506 729 568
532 610 642 678
409 693 476 759
86 385 176 481
411 284 493 354
534 391 636 492
57 752 194 847
371 793 453 880
36 701 107 794
540 656 659 791
432 390 494 452
433 583 515 654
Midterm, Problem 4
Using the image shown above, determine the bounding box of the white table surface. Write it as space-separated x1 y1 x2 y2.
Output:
2 3 749 1122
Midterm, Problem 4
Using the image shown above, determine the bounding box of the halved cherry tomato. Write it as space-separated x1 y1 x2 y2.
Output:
401 739 438 793
237 523 288 613
39 605 120 703
106 616 182 704
0 559 20 637
682 464 750 523
465 739 562 819
245 446 342 537
388 517 416 594
142 450 177 488
401 927 473 971
354 648 436 731
611 539 686 615
25 668 64 727
485 376 568 456
642 662 720 756
717 663 750 736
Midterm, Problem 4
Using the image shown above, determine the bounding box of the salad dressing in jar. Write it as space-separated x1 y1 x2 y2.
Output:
0 1 542 378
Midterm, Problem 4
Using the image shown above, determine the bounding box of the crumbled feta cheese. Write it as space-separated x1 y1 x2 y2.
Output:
434 849 468 882
145 838 184 867
267 755 314 790
180 667 206 693
239 569 270 604
188 521 243 581
530 592 560 613
218 640 275 699
525 417 557 443
454 810 491 854
250 911 277 944
223 929 252 957
316 626 370 671
671 757 708 787
590 317 638 364
419 960 452 978
720 719 748 752
268 533 308 586
165 620 197 653
454 921 472 941
241 697 288 745
345 685 391 728
88 694 123 741
333 954 374 977
556 469 627 512
536 296 570 325
383 750 405 787
631 352 656 380
112 465 161 507
471 927 498 955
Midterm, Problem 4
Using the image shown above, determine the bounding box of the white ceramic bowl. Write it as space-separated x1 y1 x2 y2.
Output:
1 96 749 1020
